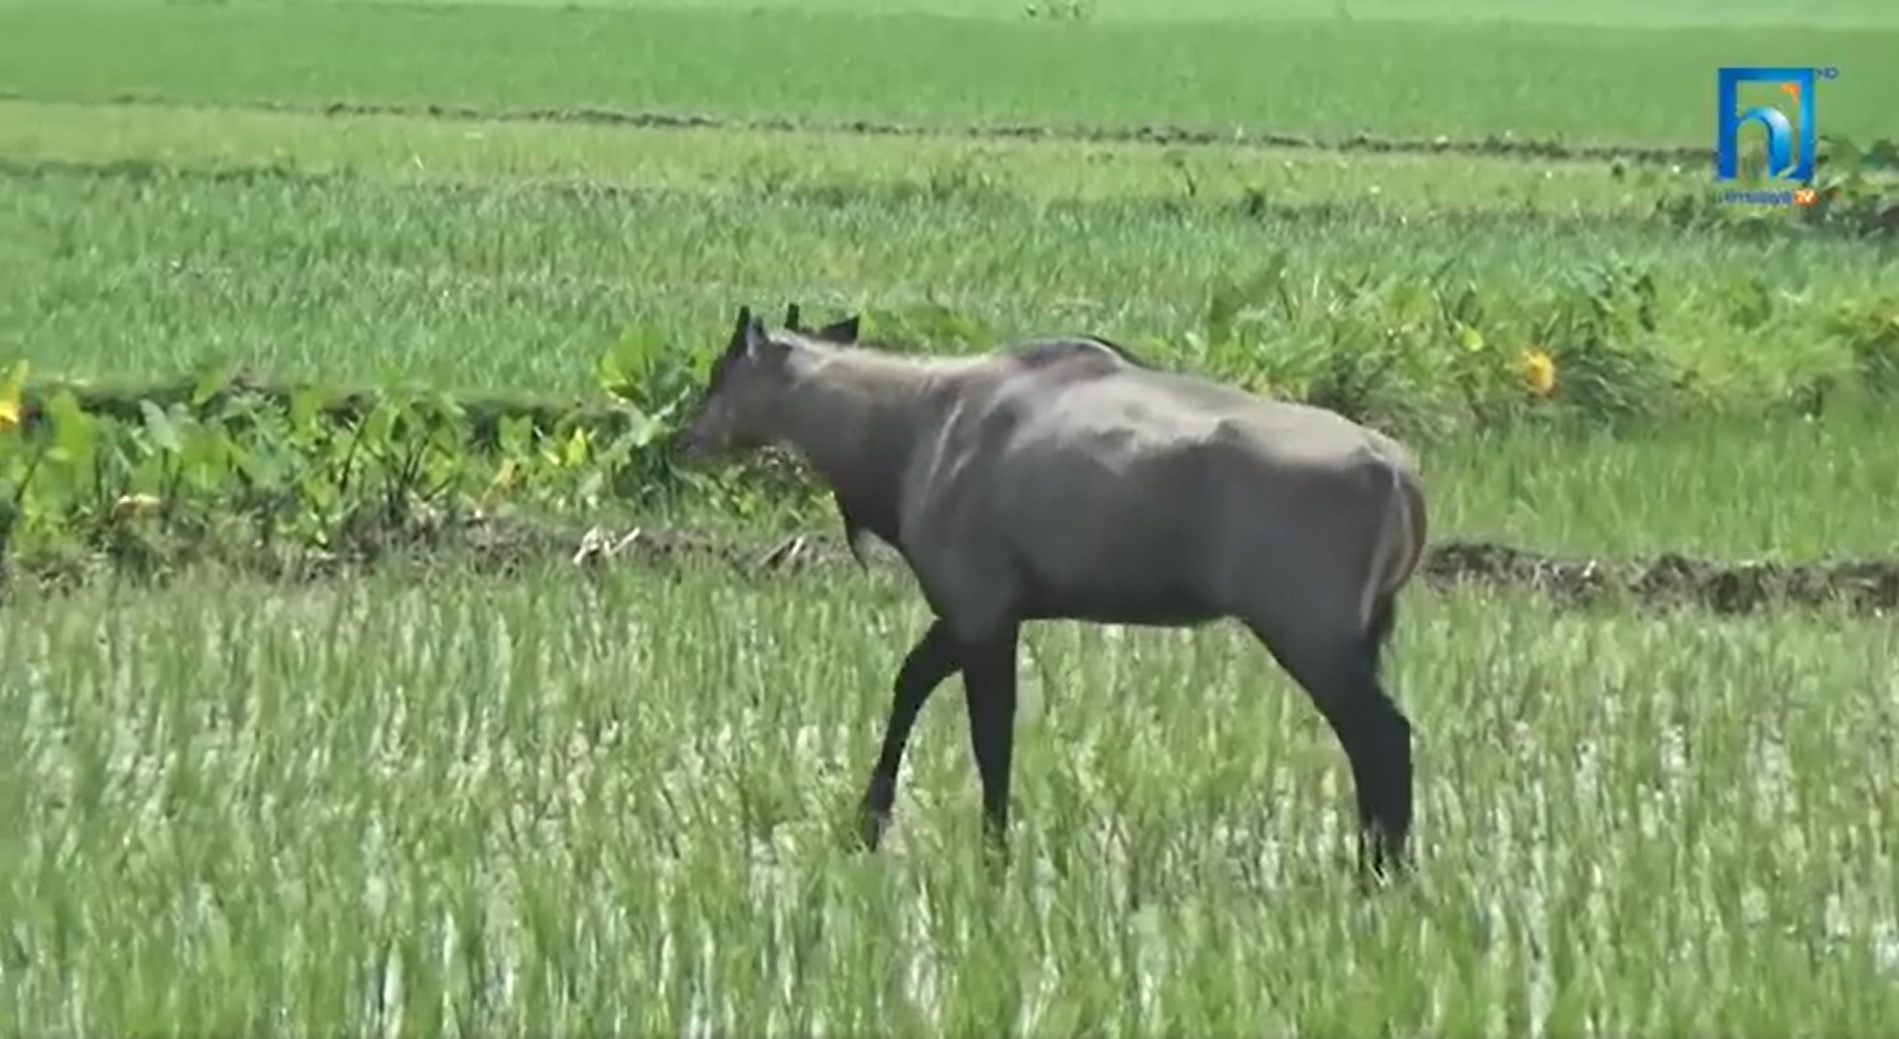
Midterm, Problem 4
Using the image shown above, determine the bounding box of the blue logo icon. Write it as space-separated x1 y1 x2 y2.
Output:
1715 66 1827 185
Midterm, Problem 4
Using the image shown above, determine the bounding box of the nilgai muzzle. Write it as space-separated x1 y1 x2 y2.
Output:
677 306 1430 883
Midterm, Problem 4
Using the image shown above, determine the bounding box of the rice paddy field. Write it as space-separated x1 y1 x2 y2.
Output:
2 0 1898 1034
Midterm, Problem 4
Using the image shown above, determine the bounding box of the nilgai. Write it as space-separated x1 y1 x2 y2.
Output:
675 305 1430 882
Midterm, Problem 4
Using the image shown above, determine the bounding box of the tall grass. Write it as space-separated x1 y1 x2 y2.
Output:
3 158 1890 393
1 565 1894 1034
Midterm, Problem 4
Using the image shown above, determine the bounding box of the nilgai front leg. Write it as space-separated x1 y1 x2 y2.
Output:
860 618 960 851
960 623 1022 871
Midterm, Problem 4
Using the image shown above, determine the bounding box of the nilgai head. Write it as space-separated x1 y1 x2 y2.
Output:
676 303 865 462
676 305 788 462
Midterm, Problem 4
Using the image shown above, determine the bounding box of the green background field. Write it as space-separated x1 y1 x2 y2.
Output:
1 3 1893 398
43 0 1888 23
1 2 1893 143
2 0 1895 552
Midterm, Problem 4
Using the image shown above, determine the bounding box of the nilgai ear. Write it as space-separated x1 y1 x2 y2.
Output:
815 314 860 343
783 302 804 331
725 305 754 357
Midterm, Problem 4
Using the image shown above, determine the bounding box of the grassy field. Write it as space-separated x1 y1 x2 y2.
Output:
0 3 1895 143
3 566 1899 1033
1 101 1891 398
1 2 1893 403
2 0 1897 1033
50 0 1891 26
4 567 1898 1034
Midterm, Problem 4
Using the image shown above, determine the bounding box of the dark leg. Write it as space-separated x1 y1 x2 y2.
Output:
1346 592 1412 880
959 624 1022 870
1359 593 1412 880
1254 620 1414 886
860 618 961 851
1366 592 1398 664
1331 688 1412 883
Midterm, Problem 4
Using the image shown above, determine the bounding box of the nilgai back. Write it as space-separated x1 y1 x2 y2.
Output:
677 305 1429 883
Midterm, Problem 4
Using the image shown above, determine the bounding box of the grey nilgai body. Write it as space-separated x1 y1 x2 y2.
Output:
677 305 1430 881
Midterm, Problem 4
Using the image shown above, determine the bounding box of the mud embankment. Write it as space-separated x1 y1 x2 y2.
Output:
564 524 1899 618
21 93 1724 168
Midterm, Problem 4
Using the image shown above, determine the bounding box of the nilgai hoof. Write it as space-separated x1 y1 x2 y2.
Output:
980 846 1011 886
1355 842 1412 892
979 825 1011 879
856 803 890 853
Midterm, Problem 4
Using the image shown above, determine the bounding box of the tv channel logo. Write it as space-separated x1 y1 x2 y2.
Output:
1715 66 1836 205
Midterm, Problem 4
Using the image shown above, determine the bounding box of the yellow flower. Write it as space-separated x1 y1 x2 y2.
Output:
1520 348 1556 397
111 493 163 519
0 359 24 433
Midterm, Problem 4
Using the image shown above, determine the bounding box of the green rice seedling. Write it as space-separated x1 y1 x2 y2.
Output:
1 562 1895 1035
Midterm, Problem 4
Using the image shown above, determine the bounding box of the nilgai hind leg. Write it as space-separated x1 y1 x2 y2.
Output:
860 619 960 851
1251 598 1414 885
958 622 1022 872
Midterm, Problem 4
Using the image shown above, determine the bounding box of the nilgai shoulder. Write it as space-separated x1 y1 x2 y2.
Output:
777 304 1150 565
